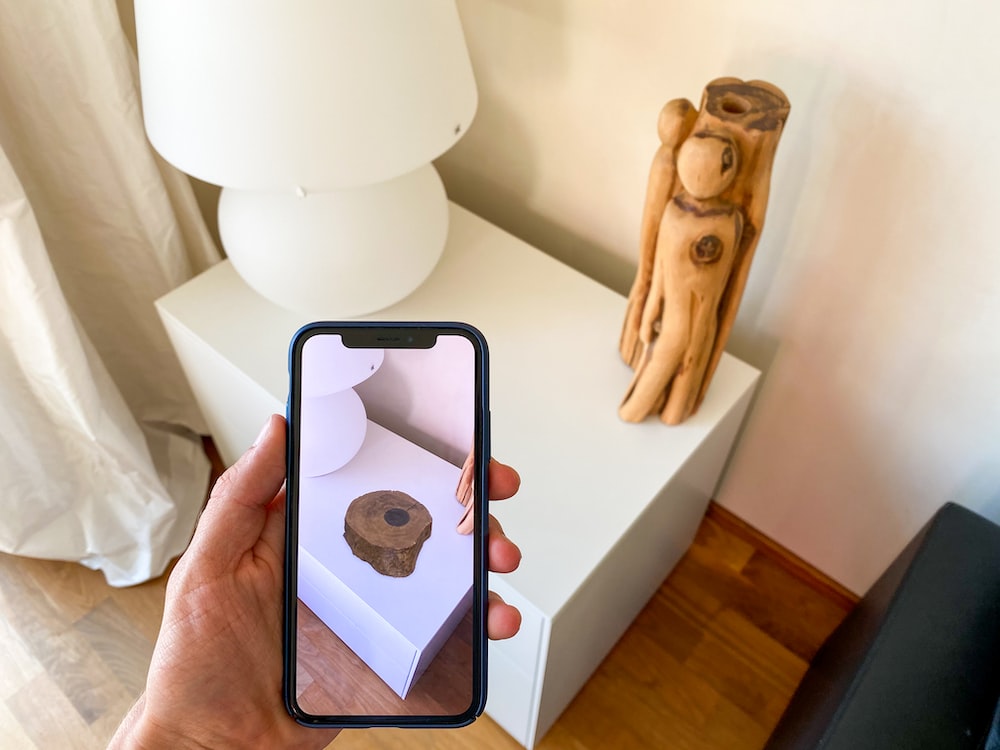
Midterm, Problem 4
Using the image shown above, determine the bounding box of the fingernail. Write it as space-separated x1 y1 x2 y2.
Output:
456 502 473 535
252 416 273 447
456 474 472 504
456 451 474 495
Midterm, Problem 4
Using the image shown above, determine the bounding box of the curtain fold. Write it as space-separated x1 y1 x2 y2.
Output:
0 0 223 585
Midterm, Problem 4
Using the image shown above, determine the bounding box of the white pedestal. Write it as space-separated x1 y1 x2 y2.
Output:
298 421 471 700
156 203 759 747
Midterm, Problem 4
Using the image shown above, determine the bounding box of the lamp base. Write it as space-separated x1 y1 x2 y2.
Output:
218 164 449 317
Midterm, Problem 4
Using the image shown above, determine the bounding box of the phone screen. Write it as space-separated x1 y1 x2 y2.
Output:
284 323 488 727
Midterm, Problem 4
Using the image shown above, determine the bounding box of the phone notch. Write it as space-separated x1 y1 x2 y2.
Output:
341 327 437 349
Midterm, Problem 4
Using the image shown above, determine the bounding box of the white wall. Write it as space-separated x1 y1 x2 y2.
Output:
356 338 476 468
439 0 1000 594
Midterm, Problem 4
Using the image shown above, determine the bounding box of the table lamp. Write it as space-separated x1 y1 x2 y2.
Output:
134 0 477 317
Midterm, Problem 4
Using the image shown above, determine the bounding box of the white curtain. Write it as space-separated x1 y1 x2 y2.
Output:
0 0 222 585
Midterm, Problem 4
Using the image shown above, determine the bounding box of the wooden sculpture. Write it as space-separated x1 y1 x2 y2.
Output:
620 78 789 425
344 490 432 577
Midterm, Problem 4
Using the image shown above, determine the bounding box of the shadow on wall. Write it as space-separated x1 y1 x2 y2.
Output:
718 58 963 591
354 346 474 469
439 0 638 295
721 54 828 377
437 3 997 591
714 53 832 483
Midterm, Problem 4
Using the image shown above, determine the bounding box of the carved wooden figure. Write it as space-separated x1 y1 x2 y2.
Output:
620 78 789 425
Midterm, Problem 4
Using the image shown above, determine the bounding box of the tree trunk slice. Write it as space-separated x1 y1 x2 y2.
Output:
344 490 432 577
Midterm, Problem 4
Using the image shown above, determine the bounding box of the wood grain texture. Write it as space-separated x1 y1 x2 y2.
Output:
0 553 161 750
295 602 473 717
0 485 854 749
620 79 790 425
343 490 433 578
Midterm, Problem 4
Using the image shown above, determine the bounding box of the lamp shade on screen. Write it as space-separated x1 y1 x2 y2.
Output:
134 0 478 316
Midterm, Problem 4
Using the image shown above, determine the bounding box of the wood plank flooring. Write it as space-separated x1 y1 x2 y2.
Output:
0 492 855 749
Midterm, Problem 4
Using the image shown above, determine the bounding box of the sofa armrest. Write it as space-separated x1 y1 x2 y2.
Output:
766 503 1000 750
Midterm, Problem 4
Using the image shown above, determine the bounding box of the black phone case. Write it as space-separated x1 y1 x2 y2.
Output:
282 321 490 728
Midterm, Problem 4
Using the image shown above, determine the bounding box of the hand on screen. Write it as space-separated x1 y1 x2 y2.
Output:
108 414 522 750
455 448 476 533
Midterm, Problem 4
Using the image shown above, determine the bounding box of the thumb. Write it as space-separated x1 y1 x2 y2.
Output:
190 414 287 569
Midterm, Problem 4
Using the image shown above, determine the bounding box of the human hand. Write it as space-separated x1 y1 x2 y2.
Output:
108 414 522 750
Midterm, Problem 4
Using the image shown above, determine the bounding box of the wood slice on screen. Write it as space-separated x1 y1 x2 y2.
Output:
344 490 432 577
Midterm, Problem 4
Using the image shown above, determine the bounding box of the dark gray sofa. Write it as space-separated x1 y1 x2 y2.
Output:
765 502 1000 750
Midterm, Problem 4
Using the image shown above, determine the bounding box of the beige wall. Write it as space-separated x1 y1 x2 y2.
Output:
124 0 999 594
439 1 1000 594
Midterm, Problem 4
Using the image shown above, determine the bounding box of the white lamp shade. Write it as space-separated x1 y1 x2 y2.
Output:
218 163 449 316
301 334 384 397
299 390 368 476
134 0 478 190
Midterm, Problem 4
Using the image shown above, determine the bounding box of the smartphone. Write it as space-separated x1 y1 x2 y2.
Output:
283 322 489 728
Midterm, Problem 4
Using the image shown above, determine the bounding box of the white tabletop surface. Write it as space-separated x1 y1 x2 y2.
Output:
299 420 471 649
158 203 760 618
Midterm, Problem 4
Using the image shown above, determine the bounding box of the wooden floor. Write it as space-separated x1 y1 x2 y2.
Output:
0 495 855 750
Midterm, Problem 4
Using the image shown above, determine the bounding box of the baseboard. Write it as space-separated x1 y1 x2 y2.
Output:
707 501 860 609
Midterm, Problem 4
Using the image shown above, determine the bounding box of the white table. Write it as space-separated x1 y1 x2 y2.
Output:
156 203 759 747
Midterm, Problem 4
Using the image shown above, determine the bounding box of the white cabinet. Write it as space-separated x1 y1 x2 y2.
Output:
156 204 759 747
